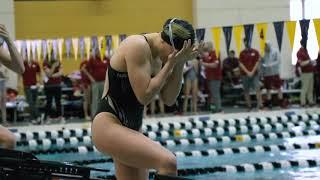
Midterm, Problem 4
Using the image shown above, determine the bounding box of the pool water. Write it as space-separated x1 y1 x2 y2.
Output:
13 111 320 179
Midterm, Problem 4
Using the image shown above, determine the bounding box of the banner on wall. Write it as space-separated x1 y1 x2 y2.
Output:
65 38 72 59
112 35 120 50
273 21 284 51
106 35 112 57
84 37 91 60
314 19 320 48
58 38 64 61
26 40 31 61
119 34 127 42
223 26 232 53
98 36 106 59
244 24 254 48
300 19 310 46
286 21 297 49
196 28 206 42
256 23 268 56
211 27 221 57
79 37 85 60
233 25 243 56
72 38 79 60
36 40 41 61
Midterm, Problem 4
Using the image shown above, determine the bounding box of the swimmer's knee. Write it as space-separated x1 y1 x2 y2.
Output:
3 133 16 149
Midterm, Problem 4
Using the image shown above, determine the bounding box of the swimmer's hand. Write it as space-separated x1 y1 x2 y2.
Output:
0 24 10 43
168 40 204 65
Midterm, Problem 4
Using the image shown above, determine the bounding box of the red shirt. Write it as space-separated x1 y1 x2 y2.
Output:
43 61 62 85
239 48 260 76
202 51 222 80
22 61 40 87
80 60 90 85
296 47 314 73
86 57 108 82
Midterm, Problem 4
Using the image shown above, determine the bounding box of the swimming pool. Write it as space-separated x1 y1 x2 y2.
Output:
13 109 320 179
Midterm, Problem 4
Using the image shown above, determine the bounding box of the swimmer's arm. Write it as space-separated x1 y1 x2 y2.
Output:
159 62 184 106
0 40 24 74
126 40 175 105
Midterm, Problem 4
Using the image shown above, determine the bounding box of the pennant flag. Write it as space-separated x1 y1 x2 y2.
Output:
36 40 42 61
286 21 297 49
14 40 22 54
47 40 53 58
52 39 58 60
31 41 37 60
211 27 222 57
98 36 106 59
42 40 48 60
79 37 85 59
233 25 243 56
72 38 79 60
80 37 86 60
65 38 72 59
223 26 232 53
57 38 64 61
196 28 206 42
106 35 112 57
273 21 284 51
314 19 320 48
21 41 27 60
256 23 268 56
112 35 120 50
84 37 91 60
26 40 31 61
300 19 310 46
244 24 254 48
119 34 127 42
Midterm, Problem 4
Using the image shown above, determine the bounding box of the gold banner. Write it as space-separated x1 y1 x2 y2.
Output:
286 21 297 49
233 25 244 56
256 23 268 56
211 27 222 57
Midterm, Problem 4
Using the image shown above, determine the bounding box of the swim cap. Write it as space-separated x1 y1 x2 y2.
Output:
161 18 195 50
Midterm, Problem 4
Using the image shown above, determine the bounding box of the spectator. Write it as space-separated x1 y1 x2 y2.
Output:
0 24 24 149
239 38 262 111
86 49 108 117
261 41 285 109
223 50 240 86
183 59 199 113
201 42 222 113
43 53 63 123
80 58 92 121
22 58 41 123
296 39 315 107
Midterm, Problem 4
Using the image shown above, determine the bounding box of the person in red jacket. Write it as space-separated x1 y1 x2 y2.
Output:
200 42 222 113
43 53 63 123
22 57 41 123
85 49 108 117
79 59 92 121
296 39 315 107
239 38 262 111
